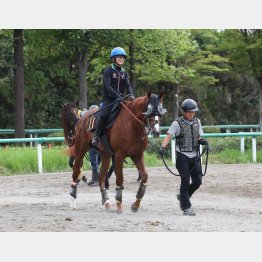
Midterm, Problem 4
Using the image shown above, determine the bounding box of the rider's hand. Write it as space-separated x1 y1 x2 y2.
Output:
198 138 207 145
159 146 167 155
128 95 135 100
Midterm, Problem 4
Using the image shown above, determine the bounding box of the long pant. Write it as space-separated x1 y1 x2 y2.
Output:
89 147 101 181
96 99 114 137
176 151 202 210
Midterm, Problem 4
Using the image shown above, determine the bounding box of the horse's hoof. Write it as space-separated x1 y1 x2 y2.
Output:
70 196 77 210
70 204 77 210
105 201 111 212
131 203 139 213
117 203 123 214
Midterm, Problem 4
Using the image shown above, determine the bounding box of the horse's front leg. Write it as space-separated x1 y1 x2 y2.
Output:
114 153 124 214
99 152 111 211
70 144 88 209
130 154 148 212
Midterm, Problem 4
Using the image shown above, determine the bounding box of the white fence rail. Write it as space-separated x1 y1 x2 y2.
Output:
1 132 262 173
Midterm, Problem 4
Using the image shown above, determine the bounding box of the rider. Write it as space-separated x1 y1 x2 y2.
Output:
91 47 135 146
159 99 207 216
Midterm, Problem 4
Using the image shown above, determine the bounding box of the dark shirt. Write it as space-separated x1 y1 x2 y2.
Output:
102 63 134 101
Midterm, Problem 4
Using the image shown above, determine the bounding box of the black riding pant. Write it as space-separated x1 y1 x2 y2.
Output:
176 151 202 210
96 100 114 136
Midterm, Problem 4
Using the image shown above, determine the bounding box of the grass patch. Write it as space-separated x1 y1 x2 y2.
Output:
0 146 172 176
0 138 261 176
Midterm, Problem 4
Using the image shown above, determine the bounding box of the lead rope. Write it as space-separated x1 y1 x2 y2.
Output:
160 141 213 177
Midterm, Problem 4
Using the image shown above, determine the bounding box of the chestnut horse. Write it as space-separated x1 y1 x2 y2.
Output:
69 91 166 213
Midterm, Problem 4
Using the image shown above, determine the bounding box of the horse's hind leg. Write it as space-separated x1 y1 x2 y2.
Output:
130 154 148 213
98 152 111 211
114 153 125 214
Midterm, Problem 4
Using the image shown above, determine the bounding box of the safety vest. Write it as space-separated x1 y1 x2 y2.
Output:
175 117 200 152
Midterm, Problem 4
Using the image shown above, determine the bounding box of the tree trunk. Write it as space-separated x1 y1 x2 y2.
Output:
14 29 25 138
173 84 179 120
129 29 136 95
79 47 88 109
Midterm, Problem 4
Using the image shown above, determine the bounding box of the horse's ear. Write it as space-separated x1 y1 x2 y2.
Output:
159 91 164 101
147 91 152 99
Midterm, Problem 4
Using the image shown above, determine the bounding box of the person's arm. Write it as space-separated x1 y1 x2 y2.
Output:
198 119 207 145
161 134 172 148
159 121 179 154
124 73 134 97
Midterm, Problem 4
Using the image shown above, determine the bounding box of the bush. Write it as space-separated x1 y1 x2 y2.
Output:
203 126 221 133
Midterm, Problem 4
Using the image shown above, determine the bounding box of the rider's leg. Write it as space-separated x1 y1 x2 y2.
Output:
91 101 112 146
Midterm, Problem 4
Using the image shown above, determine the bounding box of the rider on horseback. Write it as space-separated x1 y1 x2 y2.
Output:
91 47 135 146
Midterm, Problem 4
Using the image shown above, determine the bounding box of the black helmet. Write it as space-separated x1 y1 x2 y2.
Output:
181 99 198 112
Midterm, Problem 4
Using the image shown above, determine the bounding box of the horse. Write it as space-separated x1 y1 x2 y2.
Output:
61 99 162 185
69 91 166 213
61 100 99 183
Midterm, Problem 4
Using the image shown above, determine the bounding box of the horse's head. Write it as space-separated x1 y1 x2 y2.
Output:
142 91 166 138
61 100 80 146
142 91 167 118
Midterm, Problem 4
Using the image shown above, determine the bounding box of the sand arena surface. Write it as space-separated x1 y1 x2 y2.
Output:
0 164 261 232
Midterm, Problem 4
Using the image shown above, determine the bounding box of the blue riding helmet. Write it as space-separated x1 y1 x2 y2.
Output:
110 47 127 59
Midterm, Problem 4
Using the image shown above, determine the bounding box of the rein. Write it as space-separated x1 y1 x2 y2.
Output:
120 102 144 126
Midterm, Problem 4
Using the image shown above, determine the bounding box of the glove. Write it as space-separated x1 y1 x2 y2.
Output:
198 138 207 145
128 95 135 100
159 146 167 155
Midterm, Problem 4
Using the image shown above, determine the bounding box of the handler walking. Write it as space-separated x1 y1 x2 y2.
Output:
159 99 207 216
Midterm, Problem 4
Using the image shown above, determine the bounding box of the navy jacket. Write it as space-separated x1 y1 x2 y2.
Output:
102 64 134 101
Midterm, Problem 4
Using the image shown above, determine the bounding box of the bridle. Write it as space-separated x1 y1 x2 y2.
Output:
62 104 79 147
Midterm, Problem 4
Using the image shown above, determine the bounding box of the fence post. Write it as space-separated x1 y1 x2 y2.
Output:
37 143 43 174
240 137 245 153
252 137 256 162
30 134 33 147
171 139 176 164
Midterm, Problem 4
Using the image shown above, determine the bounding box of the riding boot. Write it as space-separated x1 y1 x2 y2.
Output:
87 170 99 186
92 117 106 146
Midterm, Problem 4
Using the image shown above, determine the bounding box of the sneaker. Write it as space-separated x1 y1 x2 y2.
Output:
183 208 196 216
87 180 99 186
91 136 99 146
177 194 182 211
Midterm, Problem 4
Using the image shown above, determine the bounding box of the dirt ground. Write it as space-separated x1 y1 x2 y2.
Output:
0 164 261 232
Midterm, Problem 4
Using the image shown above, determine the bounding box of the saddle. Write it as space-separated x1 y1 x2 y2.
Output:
87 101 121 154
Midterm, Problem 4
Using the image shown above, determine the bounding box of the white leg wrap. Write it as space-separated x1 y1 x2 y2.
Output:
70 196 77 210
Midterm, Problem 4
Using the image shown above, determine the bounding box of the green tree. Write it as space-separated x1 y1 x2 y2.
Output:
217 29 262 128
